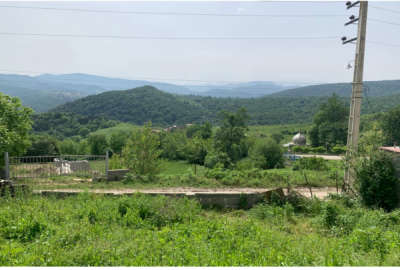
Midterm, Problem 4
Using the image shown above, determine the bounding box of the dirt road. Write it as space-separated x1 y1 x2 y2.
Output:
34 187 338 199
297 154 343 161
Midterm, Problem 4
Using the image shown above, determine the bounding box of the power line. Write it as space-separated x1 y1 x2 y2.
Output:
370 5 400 15
0 31 399 46
0 5 346 18
0 32 340 40
369 17 400 27
367 40 400 47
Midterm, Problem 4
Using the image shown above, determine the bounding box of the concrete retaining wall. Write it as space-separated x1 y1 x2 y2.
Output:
34 188 286 209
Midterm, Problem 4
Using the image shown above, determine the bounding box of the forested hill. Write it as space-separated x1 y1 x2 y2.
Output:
50 85 400 128
49 85 333 126
53 86 209 125
271 80 400 97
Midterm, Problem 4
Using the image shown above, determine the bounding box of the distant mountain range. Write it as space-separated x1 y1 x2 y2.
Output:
0 73 298 111
1 72 400 114
271 80 400 97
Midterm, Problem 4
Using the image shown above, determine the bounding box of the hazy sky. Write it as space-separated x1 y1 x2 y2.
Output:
0 1 399 84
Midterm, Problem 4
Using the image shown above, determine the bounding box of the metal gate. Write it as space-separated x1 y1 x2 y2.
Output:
5 153 107 180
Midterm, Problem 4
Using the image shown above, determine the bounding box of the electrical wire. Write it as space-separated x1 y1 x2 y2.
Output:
369 18 400 27
367 40 400 47
370 5 400 15
0 5 346 18
0 32 341 40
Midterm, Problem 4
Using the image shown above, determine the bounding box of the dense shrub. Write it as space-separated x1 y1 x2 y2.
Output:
355 151 399 212
159 131 187 161
292 145 311 153
122 123 162 176
331 145 346 154
109 154 125 170
186 122 212 139
214 108 250 164
25 135 60 156
250 139 284 169
109 131 130 154
88 134 109 155
292 157 328 171
184 137 209 165
204 151 232 169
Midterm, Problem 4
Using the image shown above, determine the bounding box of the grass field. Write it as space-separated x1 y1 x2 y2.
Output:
89 123 139 138
248 123 312 143
17 159 343 191
0 192 400 266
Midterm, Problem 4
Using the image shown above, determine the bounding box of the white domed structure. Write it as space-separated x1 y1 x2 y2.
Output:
292 132 306 146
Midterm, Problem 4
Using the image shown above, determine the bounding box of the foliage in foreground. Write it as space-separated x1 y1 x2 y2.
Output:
1 193 400 266
355 150 399 212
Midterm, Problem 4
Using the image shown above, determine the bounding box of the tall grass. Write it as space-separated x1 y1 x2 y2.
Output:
0 193 400 266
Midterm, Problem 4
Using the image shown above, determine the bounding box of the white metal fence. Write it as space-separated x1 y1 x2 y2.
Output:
4 152 108 180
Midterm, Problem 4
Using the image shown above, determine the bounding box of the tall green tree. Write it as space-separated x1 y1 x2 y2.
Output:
250 139 284 169
310 94 348 149
26 135 60 156
88 134 109 155
184 137 210 165
186 122 213 139
381 106 400 146
109 131 130 154
0 93 32 177
214 108 250 165
122 122 162 176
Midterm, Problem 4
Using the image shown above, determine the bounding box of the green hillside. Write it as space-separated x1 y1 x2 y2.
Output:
53 86 209 125
32 112 119 138
39 85 400 136
51 86 329 126
271 80 400 97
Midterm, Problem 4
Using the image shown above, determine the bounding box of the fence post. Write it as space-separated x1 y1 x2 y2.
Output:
105 151 109 180
4 152 9 180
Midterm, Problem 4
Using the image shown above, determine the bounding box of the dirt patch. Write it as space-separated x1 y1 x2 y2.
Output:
33 187 338 199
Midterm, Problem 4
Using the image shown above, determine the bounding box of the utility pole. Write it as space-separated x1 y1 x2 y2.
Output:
342 1 368 190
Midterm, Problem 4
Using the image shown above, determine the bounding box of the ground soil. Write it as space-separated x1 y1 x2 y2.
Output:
33 187 338 199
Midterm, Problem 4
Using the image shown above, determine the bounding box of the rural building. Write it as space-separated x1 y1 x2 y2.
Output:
283 132 307 148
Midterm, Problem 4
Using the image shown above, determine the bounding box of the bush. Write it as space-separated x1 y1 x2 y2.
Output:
292 145 311 154
26 135 60 156
250 139 284 169
355 151 399 212
122 123 162 176
331 145 346 154
88 134 109 155
109 154 125 170
312 146 326 154
184 137 209 165
292 157 328 171
204 151 232 169
235 158 254 171
118 194 201 228
159 131 187 161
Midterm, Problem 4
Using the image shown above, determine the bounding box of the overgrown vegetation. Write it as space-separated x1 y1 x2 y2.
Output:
309 94 348 150
355 150 399 212
1 193 400 266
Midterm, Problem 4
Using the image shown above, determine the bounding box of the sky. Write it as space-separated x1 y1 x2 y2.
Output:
0 1 399 85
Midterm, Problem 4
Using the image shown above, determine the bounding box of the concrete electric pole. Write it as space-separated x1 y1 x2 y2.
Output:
342 1 368 190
